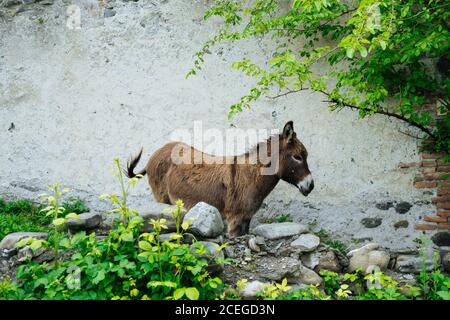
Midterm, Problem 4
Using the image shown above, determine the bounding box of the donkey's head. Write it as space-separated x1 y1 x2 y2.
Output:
277 121 314 196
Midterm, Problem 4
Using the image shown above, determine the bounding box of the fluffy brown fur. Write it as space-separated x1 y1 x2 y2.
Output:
126 121 314 236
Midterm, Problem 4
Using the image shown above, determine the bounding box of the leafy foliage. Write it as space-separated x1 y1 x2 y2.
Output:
0 196 89 241
257 268 450 300
189 0 450 155
6 160 226 300
323 239 348 254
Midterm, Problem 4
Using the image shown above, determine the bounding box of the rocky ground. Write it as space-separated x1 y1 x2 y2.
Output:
1 201 449 299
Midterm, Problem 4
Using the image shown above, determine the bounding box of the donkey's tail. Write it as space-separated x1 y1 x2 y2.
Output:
125 148 147 179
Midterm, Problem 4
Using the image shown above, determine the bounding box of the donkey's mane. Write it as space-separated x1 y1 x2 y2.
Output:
244 134 278 157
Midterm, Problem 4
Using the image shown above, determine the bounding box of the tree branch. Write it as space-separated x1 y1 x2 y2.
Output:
266 88 438 140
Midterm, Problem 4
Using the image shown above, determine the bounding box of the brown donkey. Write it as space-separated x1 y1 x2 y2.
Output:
126 121 314 237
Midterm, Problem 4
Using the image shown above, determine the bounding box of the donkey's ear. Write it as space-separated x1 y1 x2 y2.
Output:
282 121 295 143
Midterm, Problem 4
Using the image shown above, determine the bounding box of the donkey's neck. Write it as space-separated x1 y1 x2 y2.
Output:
253 170 280 200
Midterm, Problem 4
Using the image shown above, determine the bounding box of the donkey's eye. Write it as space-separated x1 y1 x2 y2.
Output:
293 155 303 162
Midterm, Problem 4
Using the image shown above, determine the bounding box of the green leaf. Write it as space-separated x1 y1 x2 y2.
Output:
359 47 367 58
92 270 105 284
437 291 450 300
138 241 152 251
53 218 65 226
173 288 185 300
346 47 354 59
33 278 48 289
65 212 79 219
120 232 134 242
185 287 200 300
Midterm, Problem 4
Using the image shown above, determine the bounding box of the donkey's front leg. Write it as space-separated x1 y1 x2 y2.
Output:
226 215 247 237
226 216 252 237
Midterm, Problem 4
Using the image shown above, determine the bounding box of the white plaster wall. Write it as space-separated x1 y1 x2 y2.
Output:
0 0 434 248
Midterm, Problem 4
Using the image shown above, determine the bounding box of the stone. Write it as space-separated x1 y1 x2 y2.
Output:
334 250 350 267
376 201 393 210
316 250 341 272
190 241 224 260
301 252 320 270
104 9 116 18
248 237 260 252
361 217 382 228
259 257 303 282
396 250 441 274
442 253 450 273
395 202 412 214
297 265 322 285
347 243 380 257
394 220 409 229
431 232 450 247
0 232 48 250
347 243 390 273
239 280 268 299
140 204 178 233
183 202 224 238
65 212 102 232
0 248 17 259
251 222 308 240
290 233 320 252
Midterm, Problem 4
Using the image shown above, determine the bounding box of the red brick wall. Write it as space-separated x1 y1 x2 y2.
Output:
413 149 450 231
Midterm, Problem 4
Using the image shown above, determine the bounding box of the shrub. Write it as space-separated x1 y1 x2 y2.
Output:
7 159 226 300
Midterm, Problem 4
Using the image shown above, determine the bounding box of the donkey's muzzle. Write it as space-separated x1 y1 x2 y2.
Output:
297 174 314 196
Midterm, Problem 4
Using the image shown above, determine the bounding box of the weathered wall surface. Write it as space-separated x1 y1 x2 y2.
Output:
0 0 436 249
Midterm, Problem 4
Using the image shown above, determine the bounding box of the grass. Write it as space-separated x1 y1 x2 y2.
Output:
323 240 348 255
0 197 89 241
263 213 293 224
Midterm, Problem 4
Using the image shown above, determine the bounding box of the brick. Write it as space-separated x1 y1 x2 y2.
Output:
437 166 450 173
398 162 419 169
437 159 450 166
437 202 450 209
437 224 450 230
422 160 437 167
421 153 444 159
421 167 436 174
440 181 450 188
414 181 437 189
432 196 450 203
415 224 437 231
414 176 425 183
437 210 450 217
437 189 450 196
424 215 448 223
423 173 448 181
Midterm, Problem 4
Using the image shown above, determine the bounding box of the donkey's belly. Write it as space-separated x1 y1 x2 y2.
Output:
165 167 227 212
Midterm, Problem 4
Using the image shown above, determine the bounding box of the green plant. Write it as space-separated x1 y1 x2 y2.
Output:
278 284 331 300
0 197 89 242
263 213 293 224
8 159 226 300
275 214 293 223
320 270 341 295
189 0 450 156
61 197 89 215
256 278 292 300
0 199 49 240
314 228 329 239
0 278 17 300
323 239 348 254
